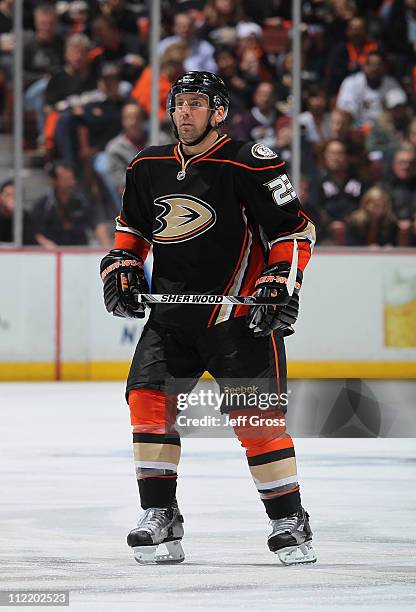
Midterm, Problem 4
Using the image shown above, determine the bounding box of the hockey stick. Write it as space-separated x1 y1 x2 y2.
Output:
286 239 298 297
135 293 288 305
135 240 298 306
135 240 299 306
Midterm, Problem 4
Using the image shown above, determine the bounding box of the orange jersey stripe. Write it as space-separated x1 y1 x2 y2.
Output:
192 137 232 163
269 240 311 272
193 158 286 171
128 155 176 169
114 231 151 260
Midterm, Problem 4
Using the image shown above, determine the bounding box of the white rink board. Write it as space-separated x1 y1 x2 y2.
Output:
61 253 149 362
61 251 416 362
0 253 55 362
292 252 416 360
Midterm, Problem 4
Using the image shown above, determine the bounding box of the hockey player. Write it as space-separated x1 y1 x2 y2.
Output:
100 71 317 565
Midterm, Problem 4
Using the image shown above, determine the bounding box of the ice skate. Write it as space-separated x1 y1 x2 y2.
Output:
268 506 317 565
127 502 185 564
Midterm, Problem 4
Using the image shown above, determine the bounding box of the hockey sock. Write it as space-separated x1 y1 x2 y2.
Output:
129 389 180 509
232 409 301 519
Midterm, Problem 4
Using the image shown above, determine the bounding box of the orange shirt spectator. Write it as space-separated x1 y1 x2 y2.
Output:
131 43 186 121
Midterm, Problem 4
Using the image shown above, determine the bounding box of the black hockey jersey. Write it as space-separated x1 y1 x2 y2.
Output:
114 135 315 329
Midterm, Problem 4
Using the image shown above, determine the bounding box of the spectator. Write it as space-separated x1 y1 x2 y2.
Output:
326 16 379 96
336 52 405 130
45 34 98 113
24 3 64 144
91 0 145 35
0 180 35 244
64 1 90 37
299 174 319 224
76 63 125 202
325 0 358 48
328 107 354 141
131 43 186 122
171 2 208 32
274 51 294 106
44 33 100 159
90 14 145 84
0 0 13 34
346 186 401 246
275 48 320 108
242 0 291 22
366 88 411 163
270 115 316 178
235 21 273 82
24 3 63 87
299 85 331 146
327 107 369 173
383 147 416 224
214 45 251 119
310 139 366 243
231 81 279 147
0 0 14 85
105 102 147 207
405 116 416 149
201 0 246 46
78 63 124 154
159 11 217 73
385 0 416 71
31 162 110 248
0 179 14 242
239 46 262 91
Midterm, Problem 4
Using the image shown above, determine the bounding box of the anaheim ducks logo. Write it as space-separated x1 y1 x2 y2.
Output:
153 194 216 243
251 143 278 159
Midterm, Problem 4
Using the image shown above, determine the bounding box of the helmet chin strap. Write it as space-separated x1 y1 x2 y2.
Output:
172 111 217 147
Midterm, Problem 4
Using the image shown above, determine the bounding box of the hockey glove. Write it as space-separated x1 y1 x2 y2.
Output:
100 249 149 318
247 262 303 338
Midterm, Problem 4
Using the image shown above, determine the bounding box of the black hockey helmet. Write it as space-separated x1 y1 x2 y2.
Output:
167 71 230 120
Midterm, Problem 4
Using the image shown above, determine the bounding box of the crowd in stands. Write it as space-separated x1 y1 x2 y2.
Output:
0 0 416 247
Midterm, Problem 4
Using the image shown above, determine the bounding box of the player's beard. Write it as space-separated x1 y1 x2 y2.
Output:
176 113 215 145
177 124 204 144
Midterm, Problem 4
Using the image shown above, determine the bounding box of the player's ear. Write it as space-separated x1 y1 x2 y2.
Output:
212 106 225 127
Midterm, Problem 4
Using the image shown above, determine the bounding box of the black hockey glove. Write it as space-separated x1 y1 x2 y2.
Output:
246 262 303 338
100 249 149 318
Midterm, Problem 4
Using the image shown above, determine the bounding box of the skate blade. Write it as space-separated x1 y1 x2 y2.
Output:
276 542 317 566
133 540 185 565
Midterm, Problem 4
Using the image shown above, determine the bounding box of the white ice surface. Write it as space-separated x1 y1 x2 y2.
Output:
0 382 415 611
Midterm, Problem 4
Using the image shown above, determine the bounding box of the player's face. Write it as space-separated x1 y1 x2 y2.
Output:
173 93 213 144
